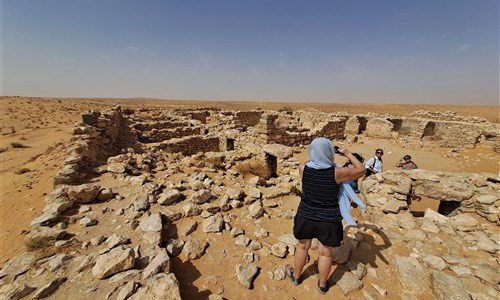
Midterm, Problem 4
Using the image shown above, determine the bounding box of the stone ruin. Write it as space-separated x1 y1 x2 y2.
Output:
49 105 500 188
1 105 499 299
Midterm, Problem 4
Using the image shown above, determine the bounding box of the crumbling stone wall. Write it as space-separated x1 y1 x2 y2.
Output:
157 136 220 155
138 127 202 143
318 118 347 140
395 119 433 138
133 121 190 131
364 118 395 139
255 114 346 146
433 122 482 149
205 112 235 133
345 116 360 135
408 110 489 124
361 169 499 223
175 108 214 124
388 118 403 132
256 114 310 146
344 116 368 135
422 121 436 139
54 106 129 186
234 111 264 130
189 111 210 124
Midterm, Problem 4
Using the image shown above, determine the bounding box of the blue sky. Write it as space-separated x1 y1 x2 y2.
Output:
2 0 499 105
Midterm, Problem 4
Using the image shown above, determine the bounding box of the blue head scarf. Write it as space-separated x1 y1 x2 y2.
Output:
305 137 335 169
303 137 366 225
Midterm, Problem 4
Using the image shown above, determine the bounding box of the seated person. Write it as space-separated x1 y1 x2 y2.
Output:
397 155 418 170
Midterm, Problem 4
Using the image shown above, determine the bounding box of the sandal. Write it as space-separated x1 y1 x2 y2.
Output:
317 280 329 295
285 264 302 286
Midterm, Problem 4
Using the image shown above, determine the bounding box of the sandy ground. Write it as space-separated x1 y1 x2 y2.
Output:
0 97 499 299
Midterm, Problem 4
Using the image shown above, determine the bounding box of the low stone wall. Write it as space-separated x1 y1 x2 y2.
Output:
408 110 490 124
234 111 264 130
318 118 347 140
157 136 220 155
395 118 433 138
433 121 482 149
363 118 395 139
189 111 210 124
138 127 202 143
133 121 190 131
53 106 128 186
255 114 345 146
361 169 499 223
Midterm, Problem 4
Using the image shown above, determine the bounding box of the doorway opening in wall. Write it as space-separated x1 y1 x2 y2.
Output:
437 200 462 216
265 153 278 178
388 118 403 132
357 117 368 134
422 121 436 138
226 138 235 151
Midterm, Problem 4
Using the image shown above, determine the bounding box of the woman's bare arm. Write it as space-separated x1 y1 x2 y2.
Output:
334 148 365 184
299 162 306 178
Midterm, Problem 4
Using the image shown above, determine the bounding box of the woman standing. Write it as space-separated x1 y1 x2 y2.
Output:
285 137 365 294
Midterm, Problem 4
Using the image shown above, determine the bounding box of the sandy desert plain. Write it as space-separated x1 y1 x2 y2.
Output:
0 96 499 300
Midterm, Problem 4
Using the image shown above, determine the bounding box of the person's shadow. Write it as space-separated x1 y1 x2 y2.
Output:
352 227 391 267
171 256 213 299
328 224 392 284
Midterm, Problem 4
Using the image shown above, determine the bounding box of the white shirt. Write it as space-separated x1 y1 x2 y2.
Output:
365 157 383 173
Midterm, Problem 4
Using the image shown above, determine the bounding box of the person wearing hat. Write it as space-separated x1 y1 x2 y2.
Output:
397 155 418 170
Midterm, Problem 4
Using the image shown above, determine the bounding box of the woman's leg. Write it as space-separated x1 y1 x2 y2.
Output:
293 239 311 280
317 242 334 288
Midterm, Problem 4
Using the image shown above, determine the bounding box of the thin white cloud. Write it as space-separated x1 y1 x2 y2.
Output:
453 43 472 53
99 54 111 60
196 49 214 62
145 49 157 57
250 68 262 75
276 51 287 68
54 56 76 63
127 46 139 52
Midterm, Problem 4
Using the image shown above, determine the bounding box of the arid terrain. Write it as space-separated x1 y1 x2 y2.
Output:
0 96 499 300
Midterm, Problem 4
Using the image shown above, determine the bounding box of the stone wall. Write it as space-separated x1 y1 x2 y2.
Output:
138 127 202 143
133 121 190 131
364 118 395 139
395 118 433 138
433 122 482 149
175 108 213 124
361 169 499 223
53 106 128 186
254 114 346 146
407 110 490 124
344 116 369 135
157 136 220 155
318 118 347 140
234 111 264 130
189 111 210 124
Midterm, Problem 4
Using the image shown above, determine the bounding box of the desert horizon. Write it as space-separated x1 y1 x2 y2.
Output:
3 95 498 123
